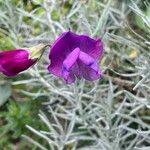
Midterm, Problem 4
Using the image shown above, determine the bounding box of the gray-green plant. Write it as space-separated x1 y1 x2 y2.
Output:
0 0 150 150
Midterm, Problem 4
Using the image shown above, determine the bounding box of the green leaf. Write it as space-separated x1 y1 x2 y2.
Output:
134 6 150 32
0 83 11 106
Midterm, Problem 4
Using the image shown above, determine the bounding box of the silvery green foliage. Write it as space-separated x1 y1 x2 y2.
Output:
130 1 150 93
0 0 150 150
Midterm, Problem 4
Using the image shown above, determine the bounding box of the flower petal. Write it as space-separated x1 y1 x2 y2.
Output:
62 48 80 71
48 32 71 77
0 49 29 60
69 32 104 59
62 67 75 84
62 48 80 83
79 51 101 81
0 49 36 76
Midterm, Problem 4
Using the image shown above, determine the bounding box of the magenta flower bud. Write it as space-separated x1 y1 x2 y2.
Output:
48 31 104 84
0 44 47 77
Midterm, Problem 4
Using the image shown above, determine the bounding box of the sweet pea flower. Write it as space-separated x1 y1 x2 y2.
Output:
48 31 103 84
0 44 47 76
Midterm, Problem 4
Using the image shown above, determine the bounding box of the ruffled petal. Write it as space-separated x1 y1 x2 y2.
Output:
78 51 101 81
48 32 72 77
62 48 80 83
69 32 104 59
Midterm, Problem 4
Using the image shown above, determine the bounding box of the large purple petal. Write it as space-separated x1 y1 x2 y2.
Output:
0 49 36 76
68 32 104 59
48 32 71 77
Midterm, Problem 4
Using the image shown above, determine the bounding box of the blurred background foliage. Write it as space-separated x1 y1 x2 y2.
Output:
0 0 150 150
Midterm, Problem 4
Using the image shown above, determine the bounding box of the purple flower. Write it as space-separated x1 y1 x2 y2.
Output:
48 31 103 84
0 44 47 76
